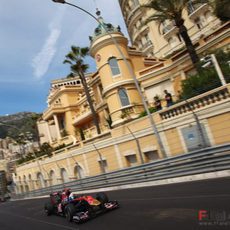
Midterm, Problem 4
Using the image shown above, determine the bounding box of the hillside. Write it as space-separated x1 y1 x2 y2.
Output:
0 112 42 140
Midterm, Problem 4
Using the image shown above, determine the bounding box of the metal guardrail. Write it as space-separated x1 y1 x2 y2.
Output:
15 144 230 199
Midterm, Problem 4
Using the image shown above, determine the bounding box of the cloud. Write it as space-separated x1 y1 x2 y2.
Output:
31 7 66 79
32 29 61 79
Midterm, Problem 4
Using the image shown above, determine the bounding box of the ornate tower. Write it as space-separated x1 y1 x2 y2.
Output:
89 11 143 127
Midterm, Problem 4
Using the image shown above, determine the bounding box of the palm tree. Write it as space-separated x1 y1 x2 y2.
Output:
142 0 206 65
63 46 101 135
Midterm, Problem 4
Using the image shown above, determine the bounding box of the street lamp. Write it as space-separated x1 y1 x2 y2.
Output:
52 0 65 3
51 0 167 158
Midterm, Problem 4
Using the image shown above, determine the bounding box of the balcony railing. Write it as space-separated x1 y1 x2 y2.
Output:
72 109 92 125
127 5 142 25
187 3 209 19
159 85 230 120
154 16 222 59
53 103 63 108
142 40 153 50
162 22 176 35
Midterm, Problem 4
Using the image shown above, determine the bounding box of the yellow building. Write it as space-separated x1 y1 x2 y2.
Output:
14 9 230 193
119 0 221 57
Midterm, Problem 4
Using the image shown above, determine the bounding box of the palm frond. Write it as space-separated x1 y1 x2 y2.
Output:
81 64 89 73
80 47 90 58
63 59 73 65
65 52 77 62
64 45 90 80
71 46 80 56
146 13 169 23
70 64 81 73
66 73 75 78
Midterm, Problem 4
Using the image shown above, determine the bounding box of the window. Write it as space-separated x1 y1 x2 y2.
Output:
74 164 85 179
125 155 137 167
98 83 103 101
144 34 150 42
144 150 159 162
49 170 56 186
108 57 120 76
37 173 45 188
59 116 65 130
98 160 108 173
118 88 130 107
60 168 69 183
194 17 203 29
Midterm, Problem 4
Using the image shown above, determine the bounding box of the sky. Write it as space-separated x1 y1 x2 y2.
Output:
0 0 128 116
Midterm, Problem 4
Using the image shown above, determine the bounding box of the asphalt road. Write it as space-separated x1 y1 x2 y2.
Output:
1 178 230 230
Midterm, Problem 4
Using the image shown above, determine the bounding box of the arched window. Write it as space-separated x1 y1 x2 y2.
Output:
28 174 34 190
23 175 29 192
108 57 120 76
49 170 56 186
118 88 130 107
37 173 45 188
23 175 27 184
74 164 85 179
60 168 69 183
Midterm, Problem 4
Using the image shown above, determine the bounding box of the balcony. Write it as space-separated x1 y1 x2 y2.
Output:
127 5 142 26
162 22 178 39
159 85 230 120
187 3 209 20
133 23 148 44
72 109 92 125
142 40 154 54
43 103 65 120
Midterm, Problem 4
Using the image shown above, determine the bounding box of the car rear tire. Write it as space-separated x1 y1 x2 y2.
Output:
65 203 76 222
96 192 109 204
44 201 54 216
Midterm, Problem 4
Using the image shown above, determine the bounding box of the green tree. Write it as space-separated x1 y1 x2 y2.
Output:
63 46 101 135
142 0 207 65
201 0 230 22
39 142 53 157
208 48 230 82
214 0 230 21
179 68 221 99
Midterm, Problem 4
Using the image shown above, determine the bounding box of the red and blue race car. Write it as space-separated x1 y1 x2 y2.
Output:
44 189 119 223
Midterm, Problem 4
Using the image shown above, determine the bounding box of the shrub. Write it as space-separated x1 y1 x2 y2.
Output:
180 68 221 99
138 107 157 118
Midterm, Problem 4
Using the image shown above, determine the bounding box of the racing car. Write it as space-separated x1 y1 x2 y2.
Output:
44 188 119 223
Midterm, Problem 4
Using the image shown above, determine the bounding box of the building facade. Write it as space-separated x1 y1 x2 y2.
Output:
14 7 230 193
119 0 221 57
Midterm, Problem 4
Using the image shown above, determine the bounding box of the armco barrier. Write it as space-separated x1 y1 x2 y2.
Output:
15 144 230 199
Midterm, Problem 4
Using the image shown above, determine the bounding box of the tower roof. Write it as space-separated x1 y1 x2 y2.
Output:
89 9 123 43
